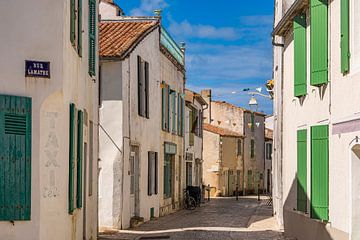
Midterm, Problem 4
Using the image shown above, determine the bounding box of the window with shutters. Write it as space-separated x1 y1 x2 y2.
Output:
163 154 172 198
341 0 350 74
88 0 96 76
311 125 329 221
294 14 307 97
148 151 158 196
310 0 328 86
297 129 307 213
265 142 272 160
137 56 149 118
162 82 170 132
70 0 83 56
237 139 242 156
250 139 255 158
69 104 85 214
0 95 32 221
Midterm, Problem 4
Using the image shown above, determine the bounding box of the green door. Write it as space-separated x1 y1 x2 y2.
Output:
0 95 32 221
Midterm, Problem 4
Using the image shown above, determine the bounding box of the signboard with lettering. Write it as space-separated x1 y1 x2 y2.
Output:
25 60 50 78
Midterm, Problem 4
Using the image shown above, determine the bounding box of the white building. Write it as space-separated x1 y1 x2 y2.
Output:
98 5 186 229
273 0 360 239
0 1 99 240
184 89 207 188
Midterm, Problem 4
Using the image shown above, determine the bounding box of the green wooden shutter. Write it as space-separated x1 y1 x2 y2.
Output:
0 95 31 221
69 103 76 214
162 82 167 131
341 0 350 74
294 14 307 97
145 61 149 118
311 125 329 221
77 0 82 56
251 113 255 132
76 110 84 208
297 129 307 212
250 139 255 158
182 97 185 136
88 0 96 76
171 91 176 134
167 87 171 132
189 110 194 146
164 154 171 198
70 0 76 45
137 56 144 117
177 93 181 136
310 0 328 86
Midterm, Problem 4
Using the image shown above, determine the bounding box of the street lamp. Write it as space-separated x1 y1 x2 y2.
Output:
248 95 258 112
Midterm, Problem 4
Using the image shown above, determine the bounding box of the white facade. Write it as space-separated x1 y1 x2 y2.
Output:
273 0 360 239
0 1 99 240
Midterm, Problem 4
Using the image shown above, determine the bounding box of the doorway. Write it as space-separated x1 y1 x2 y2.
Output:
351 144 360 239
130 146 140 217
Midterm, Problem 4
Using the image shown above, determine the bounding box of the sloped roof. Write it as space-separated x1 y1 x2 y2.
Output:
99 20 159 58
203 123 243 138
265 128 273 140
100 0 122 9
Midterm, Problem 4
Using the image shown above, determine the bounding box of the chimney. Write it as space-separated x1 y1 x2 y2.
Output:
201 89 212 124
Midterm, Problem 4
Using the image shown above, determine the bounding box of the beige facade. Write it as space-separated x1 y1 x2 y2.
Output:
201 90 266 195
273 0 360 239
0 1 99 240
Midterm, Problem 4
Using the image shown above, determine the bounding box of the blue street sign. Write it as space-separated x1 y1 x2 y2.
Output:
25 60 50 78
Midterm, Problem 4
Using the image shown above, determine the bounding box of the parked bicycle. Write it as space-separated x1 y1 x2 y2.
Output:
183 189 196 210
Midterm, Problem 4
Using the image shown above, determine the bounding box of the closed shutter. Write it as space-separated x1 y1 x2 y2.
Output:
311 125 329 221
148 152 158 196
341 0 350 74
70 0 76 45
310 0 328 86
76 110 84 208
297 129 307 212
0 95 31 221
88 0 96 76
69 103 76 214
77 0 82 56
294 14 307 97
237 139 242 156
250 139 255 158
251 113 255 132
164 154 171 198
155 152 158 194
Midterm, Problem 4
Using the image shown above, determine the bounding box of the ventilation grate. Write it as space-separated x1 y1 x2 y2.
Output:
5 113 26 135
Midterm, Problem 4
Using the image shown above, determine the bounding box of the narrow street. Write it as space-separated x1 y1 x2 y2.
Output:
99 197 290 240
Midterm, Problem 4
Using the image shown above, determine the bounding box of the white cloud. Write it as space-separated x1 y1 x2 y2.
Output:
130 0 169 16
168 20 239 41
239 15 274 26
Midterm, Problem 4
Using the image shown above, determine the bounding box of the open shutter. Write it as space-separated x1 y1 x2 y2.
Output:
88 0 96 76
250 139 255 158
177 93 181 136
137 56 144 117
69 103 76 214
311 125 329 221
341 0 350 74
155 152 158 194
77 0 83 56
162 82 167 131
182 97 185 136
70 0 76 45
0 95 31 221
76 110 84 208
294 14 307 97
145 61 149 118
251 113 255 132
310 0 328 86
171 91 176 134
297 129 307 212
189 110 194 146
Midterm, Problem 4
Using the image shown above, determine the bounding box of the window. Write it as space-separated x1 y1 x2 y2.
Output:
69 104 85 214
70 0 83 56
250 139 255 158
297 129 307 213
265 142 272 160
341 0 350 74
148 152 158 196
0 95 32 221
237 139 242 156
162 82 170 131
137 56 149 118
88 0 96 76
310 0 328 86
294 14 307 97
163 154 172 198
311 125 329 221
186 162 193 187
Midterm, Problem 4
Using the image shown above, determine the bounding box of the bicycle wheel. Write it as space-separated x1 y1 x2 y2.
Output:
188 197 196 210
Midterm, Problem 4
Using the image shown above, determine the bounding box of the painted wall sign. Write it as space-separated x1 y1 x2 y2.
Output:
25 60 50 78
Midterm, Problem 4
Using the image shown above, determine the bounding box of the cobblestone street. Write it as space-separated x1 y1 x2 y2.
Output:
99 197 291 240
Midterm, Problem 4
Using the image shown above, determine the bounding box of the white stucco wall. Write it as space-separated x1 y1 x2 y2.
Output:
99 1 122 20
0 1 99 240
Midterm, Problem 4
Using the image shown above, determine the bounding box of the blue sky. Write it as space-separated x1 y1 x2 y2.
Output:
115 0 274 114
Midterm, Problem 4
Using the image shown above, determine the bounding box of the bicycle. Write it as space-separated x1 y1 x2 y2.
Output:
183 189 196 210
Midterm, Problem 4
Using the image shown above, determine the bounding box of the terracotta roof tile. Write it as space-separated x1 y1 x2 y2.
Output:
99 20 159 58
203 123 243 138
